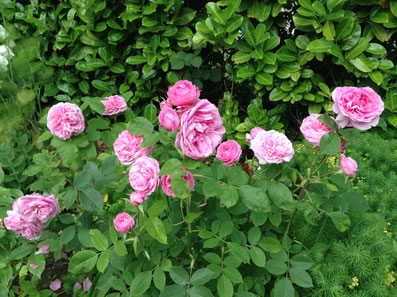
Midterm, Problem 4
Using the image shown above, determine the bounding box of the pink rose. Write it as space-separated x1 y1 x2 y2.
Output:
300 114 337 147
13 193 59 223
129 156 160 195
216 140 242 166
340 138 347 152
159 107 180 132
250 130 294 164
160 100 172 110
175 99 226 159
113 130 154 165
332 87 384 130
30 264 38 269
102 95 127 116
3 211 44 240
161 168 195 197
340 154 358 178
130 191 148 206
167 80 200 108
49 279 62 291
47 102 85 140
246 127 265 144
36 244 49 254
114 212 135 233
83 278 92 292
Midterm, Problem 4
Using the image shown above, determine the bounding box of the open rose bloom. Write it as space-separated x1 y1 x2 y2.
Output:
161 168 195 197
47 102 85 140
167 80 200 108
300 114 337 147
332 87 384 130
3 211 44 240
114 130 154 165
129 156 160 195
176 99 226 159
102 95 127 116
216 140 242 166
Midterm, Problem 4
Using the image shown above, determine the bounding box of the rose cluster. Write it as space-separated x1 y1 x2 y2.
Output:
3 193 59 240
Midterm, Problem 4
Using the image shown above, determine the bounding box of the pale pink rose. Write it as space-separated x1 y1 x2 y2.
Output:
129 156 160 195
246 127 265 144
300 114 337 147
159 107 180 131
102 95 127 116
30 264 38 269
13 193 59 223
167 80 200 108
161 168 195 197
36 244 49 254
3 211 44 240
83 278 92 292
176 99 226 159
216 140 242 166
114 212 135 233
332 87 384 130
130 191 148 206
113 130 154 165
47 102 85 140
49 279 62 291
250 130 294 164
74 282 82 290
160 100 172 110
340 154 358 178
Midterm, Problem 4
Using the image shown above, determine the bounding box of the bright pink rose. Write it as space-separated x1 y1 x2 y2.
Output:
250 130 294 164
49 279 62 291
3 211 44 240
36 244 49 254
30 264 38 269
47 102 85 140
300 114 337 147
130 191 148 206
102 95 127 116
340 154 358 178
160 100 172 110
246 127 265 144
113 130 154 165
176 99 226 159
216 140 242 166
159 107 180 131
332 87 384 130
83 278 92 292
161 168 195 197
114 212 135 233
129 156 160 195
167 80 200 108
13 193 59 223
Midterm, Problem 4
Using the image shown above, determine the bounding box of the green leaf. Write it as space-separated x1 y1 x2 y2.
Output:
141 132 160 148
328 212 351 232
64 189 77 209
232 52 251 64
312 1 326 15
366 43 387 55
217 275 233 297
391 1 397 17
255 72 273 85
79 188 104 211
276 48 296 62
258 237 283 253
318 114 338 130
114 241 128 257
290 254 313 270
289 267 313 288
206 2 226 25
345 38 370 60
130 271 152 296
159 159 182 175
266 259 287 275
385 88 397 112
227 242 250 264
335 18 354 41
190 268 214 286
90 229 109 251
323 21 335 41
126 56 147 65
9 245 35 260
160 285 186 297
171 173 190 198
236 65 256 79
171 57 184 70
189 286 214 297
128 117 154 136
68 250 98 274
239 185 271 212
274 277 294 297
267 182 294 210
241 18 256 47
227 166 249 186
97 249 111 273
145 217 168 244
320 132 341 155
37 131 52 143
219 184 239 208
225 0 241 20
350 54 374 73
369 71 383 86
306 39 333 52
170 266 189 285
153 267 166 291
250 246 266 267
148 199 168 218
61 226 76 244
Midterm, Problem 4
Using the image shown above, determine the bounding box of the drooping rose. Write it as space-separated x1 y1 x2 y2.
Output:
246 127 265 144
3 211 44 240
340 154 358 178
216 140 242 166
114 212 135 233
332 87 384 130
300 114 337 147
102 95 127 116
161 168 195 197
49 279 62 291
13 193 59 223
250 130 294 164
47 102 85 140
113 130 154 165
167 80 200 108
176 99 225 159
83 278 92 292
129 156 160 195
130 191 148 206
159 107 180 131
